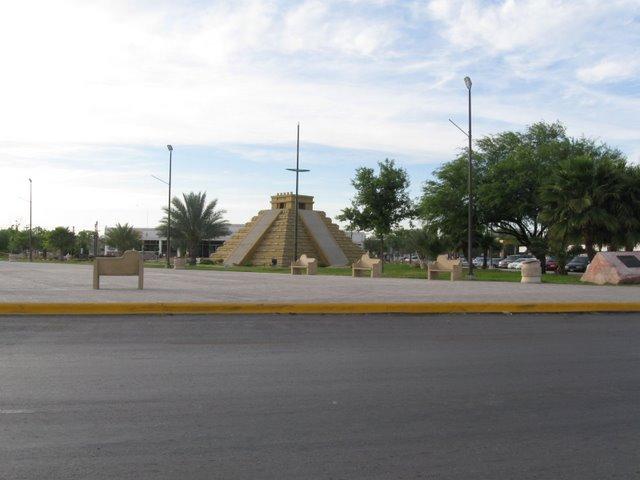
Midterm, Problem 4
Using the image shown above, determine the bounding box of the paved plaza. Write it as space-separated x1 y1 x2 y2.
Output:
1 261 638 305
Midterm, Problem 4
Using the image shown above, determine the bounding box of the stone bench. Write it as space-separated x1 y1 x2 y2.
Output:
427 254 463 281
291 254 318 275
93 250 143 289
352 253 382 278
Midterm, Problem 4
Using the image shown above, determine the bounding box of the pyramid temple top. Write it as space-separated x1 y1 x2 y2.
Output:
270 192 315 211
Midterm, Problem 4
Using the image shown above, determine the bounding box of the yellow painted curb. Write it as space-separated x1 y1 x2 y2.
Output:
2 302 640 315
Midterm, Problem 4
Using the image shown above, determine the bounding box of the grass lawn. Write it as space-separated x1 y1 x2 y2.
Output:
144 260 583 284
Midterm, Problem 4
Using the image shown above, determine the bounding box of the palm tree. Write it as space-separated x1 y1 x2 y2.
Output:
105 223 141 255
541 153 625 261
157 192 230 263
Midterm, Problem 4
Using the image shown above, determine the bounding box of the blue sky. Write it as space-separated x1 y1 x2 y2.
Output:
1 0 639 230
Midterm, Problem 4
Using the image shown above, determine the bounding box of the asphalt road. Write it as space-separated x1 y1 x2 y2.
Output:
1 314 639 479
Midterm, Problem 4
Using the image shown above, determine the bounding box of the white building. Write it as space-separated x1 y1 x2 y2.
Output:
104 225 243 257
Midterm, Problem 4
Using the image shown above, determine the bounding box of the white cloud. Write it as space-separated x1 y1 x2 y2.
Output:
577 58 639 84
1 0 639 229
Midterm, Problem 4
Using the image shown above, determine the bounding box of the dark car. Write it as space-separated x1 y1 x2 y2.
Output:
566 255 589 272
545 256 558 271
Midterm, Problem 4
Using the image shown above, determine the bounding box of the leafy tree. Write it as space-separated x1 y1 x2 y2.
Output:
0 228 11 252
477 230 501 268
157 192 230 263
338 159 414 269
105 223 141 255
46 227 76 260
477 121 571 266
7 228 29 254
540 143 628 261
406 226 446 266
419 154 486 256
75 230 95 257
421 122 573 267
363 237 382 256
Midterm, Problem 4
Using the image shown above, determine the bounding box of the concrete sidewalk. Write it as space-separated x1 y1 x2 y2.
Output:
1 261 637 306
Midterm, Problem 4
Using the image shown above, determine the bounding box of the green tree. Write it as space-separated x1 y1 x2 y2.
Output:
540 143 628 261
419 154 486 256
0 228 11 252
46 227 76 260
338 159 413 269
421 122 573 268
7 228 29 254
105 223 141 255
157 192 230 263
477 230 501 269
75 230 95 257
406 226 446 267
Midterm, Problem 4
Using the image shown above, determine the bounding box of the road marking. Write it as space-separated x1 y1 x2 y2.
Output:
0 409 35 414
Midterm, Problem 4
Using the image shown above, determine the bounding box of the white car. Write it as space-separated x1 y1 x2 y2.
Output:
507 258 530 269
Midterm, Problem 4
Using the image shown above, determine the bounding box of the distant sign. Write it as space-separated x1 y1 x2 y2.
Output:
618 255 640 268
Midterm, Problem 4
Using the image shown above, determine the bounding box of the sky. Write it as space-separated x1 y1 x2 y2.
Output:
1 0 639 232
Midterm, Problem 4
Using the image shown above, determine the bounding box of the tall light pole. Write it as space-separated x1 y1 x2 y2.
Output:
464 76 474 278
166 145 173 268
448 77 474 278
28 178 33 262
286 123 309 262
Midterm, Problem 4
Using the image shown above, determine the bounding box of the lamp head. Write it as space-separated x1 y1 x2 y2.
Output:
167 145 173 151
464 76 472 90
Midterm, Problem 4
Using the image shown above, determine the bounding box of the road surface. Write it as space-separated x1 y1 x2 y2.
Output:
1 313 639 479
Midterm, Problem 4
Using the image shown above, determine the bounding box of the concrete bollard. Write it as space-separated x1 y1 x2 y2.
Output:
520 259 542 283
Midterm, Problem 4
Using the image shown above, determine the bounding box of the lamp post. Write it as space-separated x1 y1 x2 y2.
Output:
28 178 32 262
448 76 475 278
166 145 173 268
286 123 309 262
464 76 474 278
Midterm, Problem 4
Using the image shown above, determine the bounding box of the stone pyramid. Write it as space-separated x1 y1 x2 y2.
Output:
212 193 363 267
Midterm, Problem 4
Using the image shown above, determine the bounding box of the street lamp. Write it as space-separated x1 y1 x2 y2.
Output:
464 76 473 278
448 77 475 278
286 123 310 262
29 178 32 262
166 145 173 268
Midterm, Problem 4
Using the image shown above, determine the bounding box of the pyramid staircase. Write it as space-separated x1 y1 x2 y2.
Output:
212 193 363 267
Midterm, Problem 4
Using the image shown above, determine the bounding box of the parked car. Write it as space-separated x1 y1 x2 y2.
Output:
566 255 589 272
491 257 503 267
472 256 485 267
545 256 558 271
507 257 531 269
498 255 522 268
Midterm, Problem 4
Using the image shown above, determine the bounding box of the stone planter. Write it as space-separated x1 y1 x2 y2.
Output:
520 259 541 283
173 257 186 270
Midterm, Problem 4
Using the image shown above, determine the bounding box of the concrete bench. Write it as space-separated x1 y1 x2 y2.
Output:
93 250 143 289
291 254 318 275
352 253 382 278
427 254 462 281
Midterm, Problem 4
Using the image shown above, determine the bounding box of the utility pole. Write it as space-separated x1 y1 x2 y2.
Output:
28 178 33 262
465 76 474 278
286 123 309 262
166 145 173 268
448 76 475 278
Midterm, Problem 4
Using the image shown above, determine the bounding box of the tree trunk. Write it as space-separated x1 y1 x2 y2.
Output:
482 249 488 269
379 234 384 273
584 230 595 261
189 241 198 265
